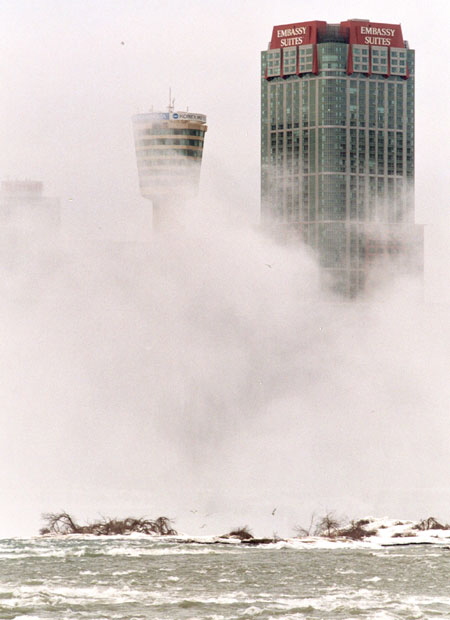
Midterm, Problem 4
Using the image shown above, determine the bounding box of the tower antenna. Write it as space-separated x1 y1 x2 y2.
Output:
168 87 175 113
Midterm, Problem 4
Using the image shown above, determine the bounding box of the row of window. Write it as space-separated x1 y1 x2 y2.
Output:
263 183 410 224
264 45 409 77
137 149 204 160
135 128 205 137
262 77 411 130
136 152 203 167
267 157 410 176
352 45 407 75
266 44 315 76
136 138 204 147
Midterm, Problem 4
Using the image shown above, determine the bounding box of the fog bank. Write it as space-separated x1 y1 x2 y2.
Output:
0 201 448 537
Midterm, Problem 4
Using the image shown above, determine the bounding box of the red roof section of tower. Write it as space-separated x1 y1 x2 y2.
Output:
341 20 404 47
269 20 404 49
269 21 326 49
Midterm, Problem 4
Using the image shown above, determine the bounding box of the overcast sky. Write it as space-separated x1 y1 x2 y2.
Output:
0 0 449 537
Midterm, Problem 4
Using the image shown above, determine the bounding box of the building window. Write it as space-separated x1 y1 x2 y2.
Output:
352 45 369 73
390 47 408 76
299 45 313 73
267 50 281 77
371 46 388 74
283 46 297 75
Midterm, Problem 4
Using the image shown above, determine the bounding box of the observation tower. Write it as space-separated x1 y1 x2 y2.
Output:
132 100 207 229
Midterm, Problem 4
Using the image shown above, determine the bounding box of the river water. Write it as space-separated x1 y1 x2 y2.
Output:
0 536 449 619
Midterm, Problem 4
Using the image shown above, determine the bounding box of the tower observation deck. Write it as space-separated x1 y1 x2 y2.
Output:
132 110 207 229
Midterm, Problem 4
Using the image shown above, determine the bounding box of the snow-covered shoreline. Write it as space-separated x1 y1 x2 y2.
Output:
36 516 450 549
172 516 450 548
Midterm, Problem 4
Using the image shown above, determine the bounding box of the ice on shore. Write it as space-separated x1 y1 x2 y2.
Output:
167 516 450 549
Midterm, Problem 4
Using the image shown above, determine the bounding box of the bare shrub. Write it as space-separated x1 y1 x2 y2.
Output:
314 512 342 538
40 512 177 536
223 526 253 540
413 517 450 531
293 513 316 537
39 512 82 535
337 519 377 540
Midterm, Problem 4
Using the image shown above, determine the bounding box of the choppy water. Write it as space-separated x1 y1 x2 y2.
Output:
0 536 449 619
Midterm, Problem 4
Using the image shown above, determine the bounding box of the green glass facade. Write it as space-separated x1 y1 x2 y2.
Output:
261 21 422 296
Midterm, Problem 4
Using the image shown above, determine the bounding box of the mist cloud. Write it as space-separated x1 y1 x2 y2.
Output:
1 0 450 537
0 200 449 537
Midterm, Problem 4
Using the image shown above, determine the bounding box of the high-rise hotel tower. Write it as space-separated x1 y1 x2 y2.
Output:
132 109 207 229
261 19 422 295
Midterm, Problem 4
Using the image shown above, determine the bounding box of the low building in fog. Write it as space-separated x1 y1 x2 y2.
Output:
0 180 60 229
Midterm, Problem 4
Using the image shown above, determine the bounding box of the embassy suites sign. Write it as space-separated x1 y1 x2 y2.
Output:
359 26 397 45
269 20 404 49
272 25 311 47
347 21 404 47
270 21 324 49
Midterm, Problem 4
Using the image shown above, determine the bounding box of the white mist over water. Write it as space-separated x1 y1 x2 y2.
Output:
1 0 450 539
0 199 449 538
